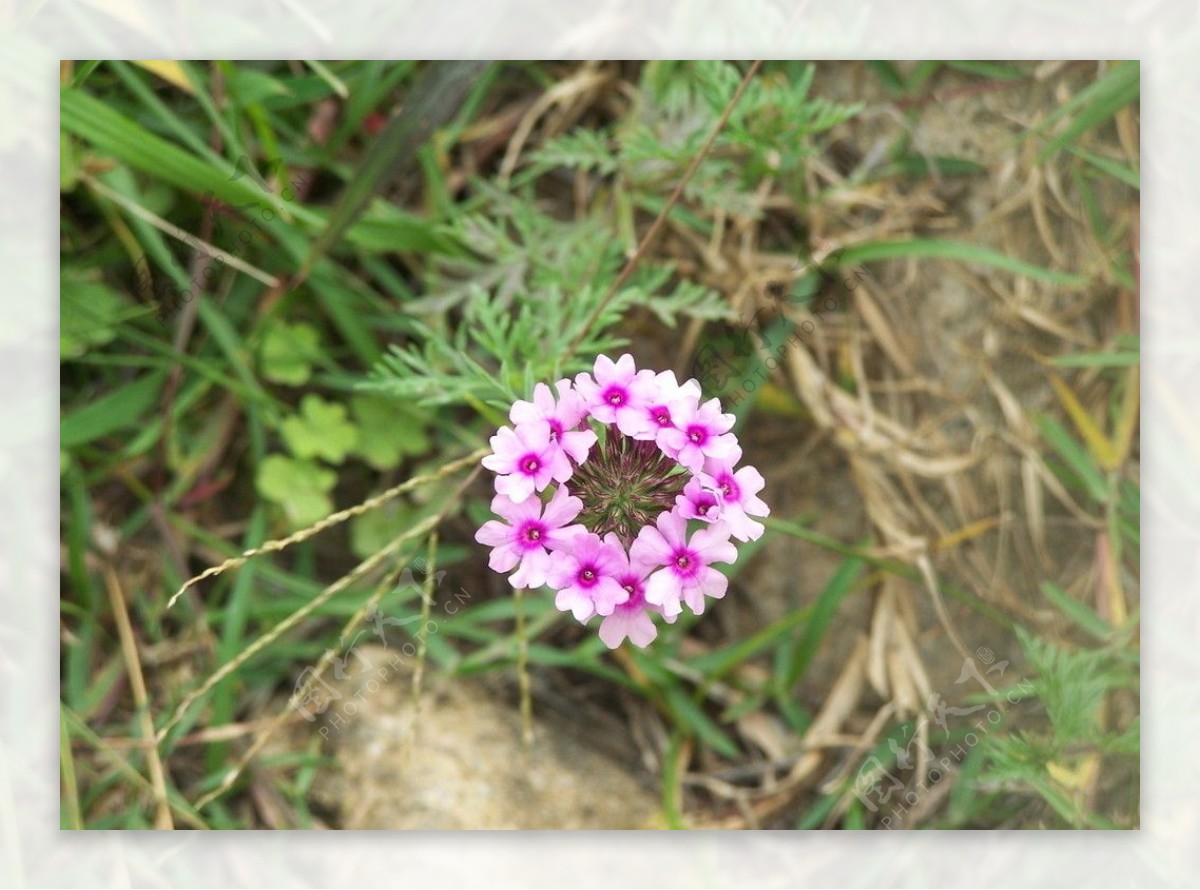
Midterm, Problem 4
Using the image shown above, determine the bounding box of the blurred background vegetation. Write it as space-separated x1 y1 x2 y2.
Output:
60 60 1139 829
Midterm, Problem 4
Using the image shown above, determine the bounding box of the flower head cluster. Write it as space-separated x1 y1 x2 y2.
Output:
476 354 769 648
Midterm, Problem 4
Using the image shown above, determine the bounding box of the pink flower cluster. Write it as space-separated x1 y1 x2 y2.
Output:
475 354 769 649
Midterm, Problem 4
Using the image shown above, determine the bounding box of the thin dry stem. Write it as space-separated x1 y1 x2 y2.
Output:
565 60 764 358
404 532 439 766
188 467 481 810
167 448 486 609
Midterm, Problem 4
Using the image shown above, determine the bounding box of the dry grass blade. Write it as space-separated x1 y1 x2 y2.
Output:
103 565 174 829
83 173 281 288
498 62 608 184
915 554 969 661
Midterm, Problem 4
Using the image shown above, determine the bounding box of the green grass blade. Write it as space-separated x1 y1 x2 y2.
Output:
1034 413 1109 502
834 238 1086 286
60 371 164 448
300 60 491 276
1032 61 1138 161
946 60 1026 81
1069 145 1139 189
662 685 740 759
1040 581 1113 641
1050 347 1139 368
60 706 84 829
685 599 815 679
866 61 906 94
782 555 866 690
60 87 304 221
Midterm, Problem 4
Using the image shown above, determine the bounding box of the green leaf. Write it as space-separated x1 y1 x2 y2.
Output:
349 394 430 470
350 498 417 560
866 61 906 95
226 69 291 107
280 395 358 464
256 454 337 527
685 597 814 680
61 274 138 359
1069 145 1139 190
662 685 740 759
342 206 460 255
61 132 79 191
529 127 618 175
259 321 323 386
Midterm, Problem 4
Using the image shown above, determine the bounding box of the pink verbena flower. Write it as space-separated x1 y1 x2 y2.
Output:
473 486 584 588
703 447 771 542
547 531 628 620
476 353 769 649
482 423 573 502
657 396 738 472
575 354 653 437
676 475 721 523
509 380 597 464
632 512 737 618
628 370 701 445
598 545 676 649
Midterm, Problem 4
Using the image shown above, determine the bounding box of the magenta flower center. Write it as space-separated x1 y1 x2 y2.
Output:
518 522 545 549
686 425 708 445
718 473 740 501
603 386 627 407
651 407 672 426
672 550 698 578
520 454 541 474
547 419 564 441
617 576 646 609
579 566 598 585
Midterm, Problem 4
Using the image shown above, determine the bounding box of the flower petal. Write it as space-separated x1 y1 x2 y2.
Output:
474 519 511 548
541 487 583 528
487 543 521 574
491 492 540 523
691 522 737 564
495 472 535 502
631 524 672 566
644 568 682 613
